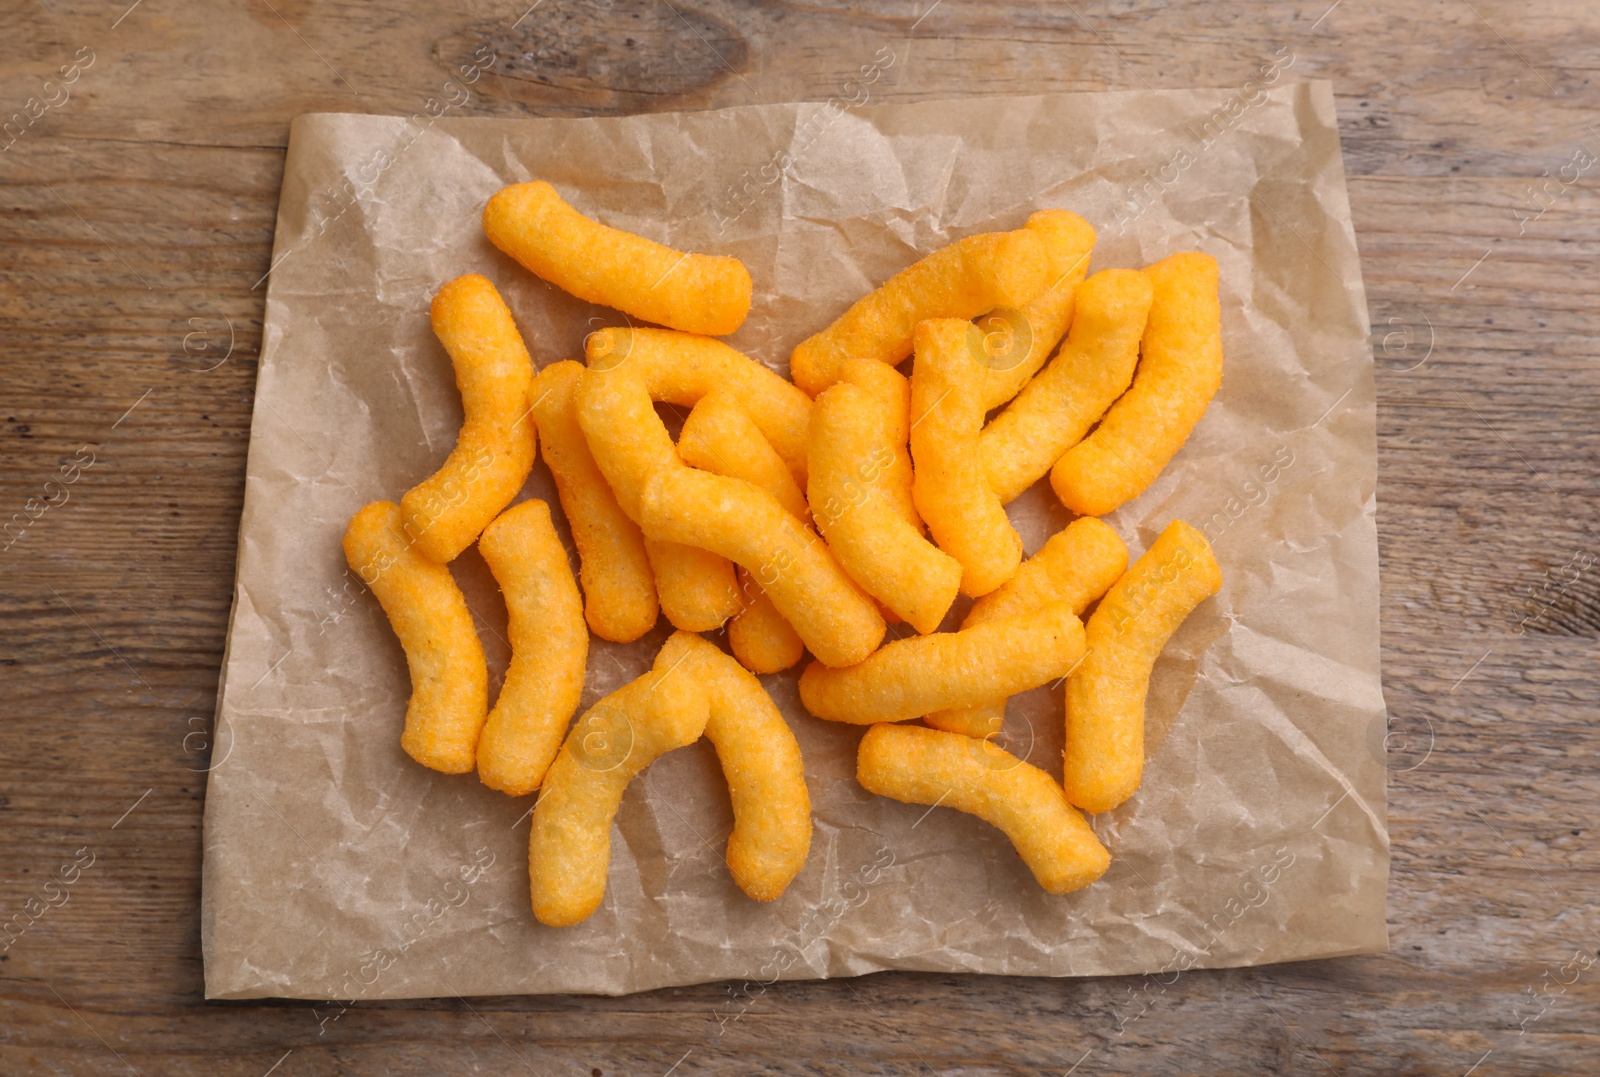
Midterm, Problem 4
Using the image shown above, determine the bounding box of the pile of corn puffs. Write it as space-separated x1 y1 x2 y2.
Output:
343 181 1224 926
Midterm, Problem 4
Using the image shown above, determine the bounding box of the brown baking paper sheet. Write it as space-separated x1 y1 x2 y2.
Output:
201 81 1387 1000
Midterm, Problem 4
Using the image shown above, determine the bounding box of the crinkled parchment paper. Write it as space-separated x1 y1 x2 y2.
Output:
201 82 1387 1000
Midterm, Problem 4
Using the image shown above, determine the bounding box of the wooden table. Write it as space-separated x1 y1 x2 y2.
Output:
2 1 1596 1073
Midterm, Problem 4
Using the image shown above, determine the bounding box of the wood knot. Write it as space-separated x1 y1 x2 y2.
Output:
438 1 749 114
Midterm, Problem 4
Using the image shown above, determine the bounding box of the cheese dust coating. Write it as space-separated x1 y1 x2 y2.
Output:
528 660 710 927
400 274 537 564
678 391 807 672
798 601 1086 725
789 212 1064 396
910 318 1021 597
579 329 811 496
483 180 752 337
474 500 588 797
343 500 487 774
1051 252 1222 516
809 379 961 634
641 466 885 668
976 209 1098 409
983 268 1153 504
838 359 921 531
1064 520 1221 813
925 517 1127 738
634 539 740 635
726 571 805 674
655 632 812 901
856 724 1110 894
578 327 812 631
679 390 810 521
529 362 657 643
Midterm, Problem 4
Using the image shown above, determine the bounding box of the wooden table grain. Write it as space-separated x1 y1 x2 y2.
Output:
1 1 1596 1073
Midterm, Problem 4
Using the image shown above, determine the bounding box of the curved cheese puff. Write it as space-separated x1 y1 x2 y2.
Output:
343 501 487 774
474 500 588 797
528 661 711 926
1051 252 1222 516
910 319 1021 597
679 390 809 521
856 724 1109 894
578 329 810 632
925 517 1127 738
726 571 806 674
977 209 1098 409
798 602 1085 724
640 467 885 668
655 632 812 901
1064 520 1221 813
579 328 806 496
789 215 1058 396
839 359 920 531
982 269 1153 504
483 180 752 337
579 328 812 503
809 380 961 634
529 362 657 642
401 274 536 564
677 391 807 671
